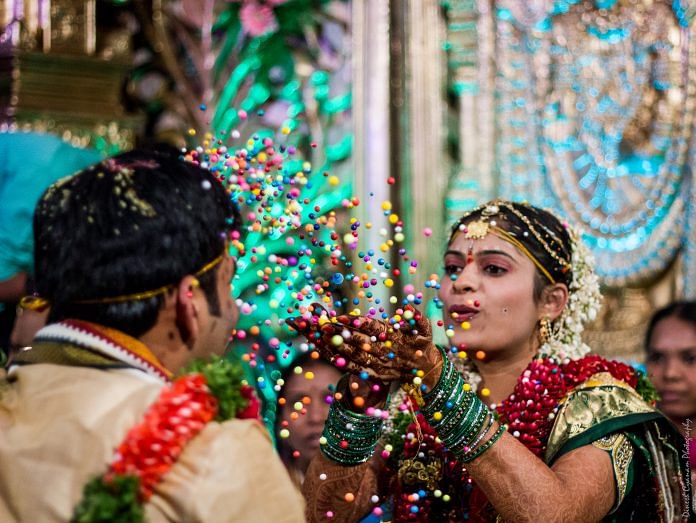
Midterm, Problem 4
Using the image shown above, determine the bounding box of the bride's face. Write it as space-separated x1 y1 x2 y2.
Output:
438 231 544 358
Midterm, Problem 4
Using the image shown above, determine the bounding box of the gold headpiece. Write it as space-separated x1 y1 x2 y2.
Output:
452 200 572 284
462 220 490 240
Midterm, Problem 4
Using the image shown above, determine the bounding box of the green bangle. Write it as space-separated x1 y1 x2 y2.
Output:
440 401 488 450
460 422 507 463
422 370 461 418
439 403 486 453
422 349 455 408
451 413 494 456
320 399 383 465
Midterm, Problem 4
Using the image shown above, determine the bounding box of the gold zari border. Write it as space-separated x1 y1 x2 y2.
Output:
592 432 634 513
545 372 655 461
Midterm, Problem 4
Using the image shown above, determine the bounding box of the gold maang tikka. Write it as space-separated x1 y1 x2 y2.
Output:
462 202 500 239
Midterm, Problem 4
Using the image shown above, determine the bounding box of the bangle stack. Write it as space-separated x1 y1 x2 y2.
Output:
420 347 506 462
320 399 383 465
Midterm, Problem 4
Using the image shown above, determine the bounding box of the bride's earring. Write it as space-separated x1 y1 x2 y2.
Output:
538 317 552 345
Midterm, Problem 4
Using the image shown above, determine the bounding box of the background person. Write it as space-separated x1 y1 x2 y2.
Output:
0 132 101 356
646 300 696 484
276 352 342 486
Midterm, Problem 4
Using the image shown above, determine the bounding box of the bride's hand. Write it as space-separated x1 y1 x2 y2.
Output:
288 304 441 386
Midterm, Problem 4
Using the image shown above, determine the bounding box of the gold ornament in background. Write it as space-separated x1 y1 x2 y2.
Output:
584 260 682 363
46 0 96 54
584 288 653 363
1 0 140 152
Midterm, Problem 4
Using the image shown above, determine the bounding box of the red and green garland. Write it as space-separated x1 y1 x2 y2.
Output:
386 354 657 522
71 358 260 523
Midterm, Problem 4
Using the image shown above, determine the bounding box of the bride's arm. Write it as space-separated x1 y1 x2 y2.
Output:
466 430 615 523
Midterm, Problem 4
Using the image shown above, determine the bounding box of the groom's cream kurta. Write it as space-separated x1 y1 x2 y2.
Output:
0 364 305 522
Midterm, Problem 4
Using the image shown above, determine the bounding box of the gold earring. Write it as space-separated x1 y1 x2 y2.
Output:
539 317 551 345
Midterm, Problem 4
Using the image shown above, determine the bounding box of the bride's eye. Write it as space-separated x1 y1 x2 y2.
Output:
483 264 507 275
443 264 463 275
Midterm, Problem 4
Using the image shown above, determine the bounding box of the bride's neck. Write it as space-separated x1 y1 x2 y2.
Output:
472 341 538 406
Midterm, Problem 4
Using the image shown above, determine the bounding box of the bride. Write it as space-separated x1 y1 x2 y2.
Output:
292 200 692 522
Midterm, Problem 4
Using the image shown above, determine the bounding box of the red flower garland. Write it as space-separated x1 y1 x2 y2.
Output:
496 354 638 458
108 374 218 499
73 359 261 522
106 375 261 500
393 354 641 521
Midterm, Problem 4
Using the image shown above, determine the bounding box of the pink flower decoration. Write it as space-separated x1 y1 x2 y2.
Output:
239 1 279 37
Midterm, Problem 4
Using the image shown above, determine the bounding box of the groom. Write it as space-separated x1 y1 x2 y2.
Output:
0 148 304 522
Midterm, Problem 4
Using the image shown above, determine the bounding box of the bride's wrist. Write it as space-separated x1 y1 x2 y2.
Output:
418 344 444 390
336 374 389 413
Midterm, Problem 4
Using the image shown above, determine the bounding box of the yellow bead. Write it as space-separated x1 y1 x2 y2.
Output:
433 411 443 421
